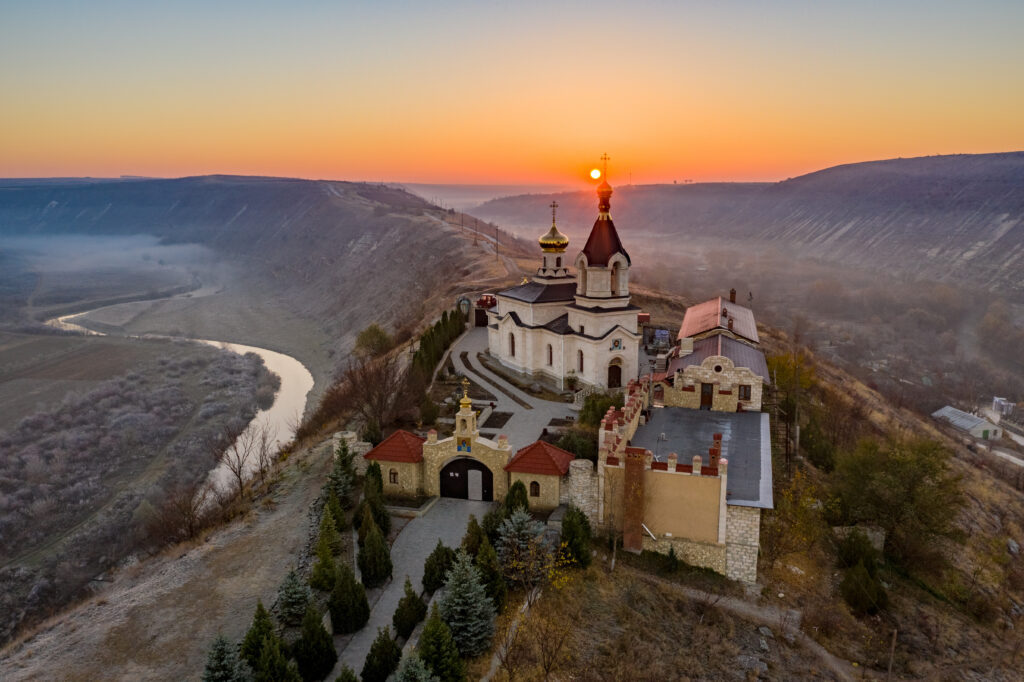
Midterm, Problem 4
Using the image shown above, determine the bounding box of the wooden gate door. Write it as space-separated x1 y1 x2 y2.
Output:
700 383 714 409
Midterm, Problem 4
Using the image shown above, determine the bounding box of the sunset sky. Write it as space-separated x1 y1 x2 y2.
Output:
2 0 1022 184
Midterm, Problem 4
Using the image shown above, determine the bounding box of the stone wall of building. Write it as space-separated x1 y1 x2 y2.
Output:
661 355 764 412
725 505 761 584
509 471 562 511
641 536 727 575
421 433 511 501
567 459 599 523
379 460 423 498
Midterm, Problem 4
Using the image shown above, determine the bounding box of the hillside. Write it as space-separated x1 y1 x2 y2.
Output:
473 152 1024 295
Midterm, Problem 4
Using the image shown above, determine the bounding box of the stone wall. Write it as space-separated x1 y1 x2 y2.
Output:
725 505 761 583
332 431 373 475
567 459 599 523
509 471 562 511
641 536 727 575
421 433 511 501
379 460 422 498
661 355 764 413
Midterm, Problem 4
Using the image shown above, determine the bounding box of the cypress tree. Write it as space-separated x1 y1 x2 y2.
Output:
318 506 343 556
365 461 384 497
361 627 401 682
395 655 441 682
292 605 337 681
202 634 243 682
356 488 391 540
439 550 495 657
461 514 486 558
560 504 593 568
392 577 428 639
310 542 338 592
334 666 359 682
422 539 455 593
329 442 355 505
329 562 370 634
326 490 347 531
418 604 465 682
358 515 393 588
474 537 506 610
254 636 301 682
240 601 275 670
480 506 507 544
277 568 312 626
503 480 529 515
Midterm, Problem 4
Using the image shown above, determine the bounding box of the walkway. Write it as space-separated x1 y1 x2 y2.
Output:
332 498 491 676
450 327 579 450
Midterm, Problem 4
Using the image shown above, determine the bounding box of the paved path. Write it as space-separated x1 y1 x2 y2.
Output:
451 327 578 449
333 498 491 676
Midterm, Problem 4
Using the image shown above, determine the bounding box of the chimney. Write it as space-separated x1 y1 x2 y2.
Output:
729 288 737 303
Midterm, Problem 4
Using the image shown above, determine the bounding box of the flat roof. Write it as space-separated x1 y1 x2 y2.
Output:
630 407 773 509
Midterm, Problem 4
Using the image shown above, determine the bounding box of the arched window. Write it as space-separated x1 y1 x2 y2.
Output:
555 256 561 267
546 344 553 366
530 481 540 497
389 469 398 484
578 349 584 373
611 262 620 296
578 267 588 295
509 332 516 357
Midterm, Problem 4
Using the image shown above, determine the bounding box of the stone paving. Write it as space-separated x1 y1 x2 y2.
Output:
333 498 491 675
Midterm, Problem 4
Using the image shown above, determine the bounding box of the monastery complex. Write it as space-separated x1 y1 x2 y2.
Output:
362 170 773 584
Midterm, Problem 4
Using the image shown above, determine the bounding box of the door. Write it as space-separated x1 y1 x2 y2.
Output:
607 363 622 388
467 470 483 500
700 383 714 410
982 429 989 440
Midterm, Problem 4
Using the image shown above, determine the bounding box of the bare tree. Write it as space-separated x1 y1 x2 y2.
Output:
340 352 413 433
253 421 279 487
530 602 579 680
145 478 215 544
497 602 532 682
217 422 257 500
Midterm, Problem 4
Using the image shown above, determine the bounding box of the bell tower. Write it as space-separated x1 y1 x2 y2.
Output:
575 154 631 308
454 378 479 452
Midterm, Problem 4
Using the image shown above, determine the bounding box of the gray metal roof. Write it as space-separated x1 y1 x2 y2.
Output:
668 334 770 382
497 281 577 304
931 406 992 432
630 407 773 508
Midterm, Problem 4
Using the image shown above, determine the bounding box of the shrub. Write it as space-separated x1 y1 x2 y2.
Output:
418 604 466 682
578 391 624 427
365 462 384 497
503 480 529 515
840 560 888 615
356 489 391 541
556 427 598 462
836 529 879 574
439 550 496 657
277 568 311 626
423 540 456 593
240 601 275 670
329 562 370 634
395 655 441 682
475 537 506 610
481 506 507 544
356 324 394 358
293 605 337 681
461 515 486 558
318 507 343 557
202 634 244 682
361 627 401 682
497 508 552 590
334 666 359 682
393 577 428 639
326 490 347 532
310 543 337 592
419 396 440 427
358 515 393 588
254 636 301 682
559 505 592 568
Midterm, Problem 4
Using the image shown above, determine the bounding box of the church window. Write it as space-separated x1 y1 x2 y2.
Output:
546 344 553 366
509 333 516 357
739 385 752 401
530 481 540 497
555 256 561 267
611 262 620 296
580 325 585 335
389 469 398 484
578 350 584 372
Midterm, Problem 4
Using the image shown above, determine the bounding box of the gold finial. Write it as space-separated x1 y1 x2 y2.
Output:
600 152 610 177
461 377 470 398
550 200 559 225
522 275 529 284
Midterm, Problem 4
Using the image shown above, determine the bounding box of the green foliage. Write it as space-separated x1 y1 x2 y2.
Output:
422 539 456 593
277 568 312 626
496 508 552 590
836 529 880 575
293 605 338 681
356 493 391 544
310 543 338 592
395 655 441 682
411 308 466 385
329 562 370 634
361 627 402 682
356 324 394 358
760 469 826 567
439 550 496 657
481 506 507 544
461 515 486 558
832 437 963 568
240 601 275 670
419 395 440 426
362 420 383 446
326 491 347 533
393 577 428 639
474 537 506 610
329 442 356 506
767 351 816 427
802 414 836 471
503 480 529 516
418 604 466 682
556 427 598 462
365 462 384 497
334 666 359 682
578 391 624 427
358 514 393 588
559 505 593 568
254 636 302 682
839 559 888 615
318 507 343 557
202 634 244 682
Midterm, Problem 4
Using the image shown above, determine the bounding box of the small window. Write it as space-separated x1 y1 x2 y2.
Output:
713 364 723 373
389 469 398 484
555 256 561 267
739 385 752 401
530 481 540 497
509 332 516 357
547 344 553 366
580 325 585 335
578 349 584 372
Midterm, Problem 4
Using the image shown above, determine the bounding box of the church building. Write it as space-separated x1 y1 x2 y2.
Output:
486 166 640 390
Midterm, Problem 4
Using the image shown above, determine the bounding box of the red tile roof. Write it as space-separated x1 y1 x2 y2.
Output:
504 441 576 476
677 297 759 343
364 430 425 463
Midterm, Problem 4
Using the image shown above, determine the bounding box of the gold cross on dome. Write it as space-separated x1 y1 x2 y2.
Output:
549 200 558 223
600 153 610 175
461 376 470 398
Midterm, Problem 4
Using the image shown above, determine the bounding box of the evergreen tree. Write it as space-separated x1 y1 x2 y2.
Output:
329 442 355 505
418 604 465 682
334 666 359 682
329 562 370 634
503 480 529 515
439 550 495 657
392 577 428 639
840 559 888 615
559 504 593 568
461 514 486 558
254 636 302 682
361 627 401 682
318 506 343 556
474 537 506 610
240 601 275 670
293 605 338 682
310 542 338 592
326 490 347 532
358 515 393 588
480 506 507 544
395 655 441 682
277 568 312 626
497 508 552 590
422 539 455 593
356 488 391 540
365 461 384 497
202 634 243 682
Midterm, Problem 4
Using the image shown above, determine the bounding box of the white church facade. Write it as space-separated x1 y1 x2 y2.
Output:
487 174 640 390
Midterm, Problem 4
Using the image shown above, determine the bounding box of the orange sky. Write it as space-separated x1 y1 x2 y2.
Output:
2 1 1023 183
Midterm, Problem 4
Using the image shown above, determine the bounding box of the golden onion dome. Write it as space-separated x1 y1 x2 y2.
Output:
539 223 570 252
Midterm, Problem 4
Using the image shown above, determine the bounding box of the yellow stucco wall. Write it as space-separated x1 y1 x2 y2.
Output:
422 436 511 501
509 472 562 511
379 460 422 498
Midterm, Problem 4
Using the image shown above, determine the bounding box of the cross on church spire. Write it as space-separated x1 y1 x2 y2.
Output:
600 153 610 177
549 200 559 225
